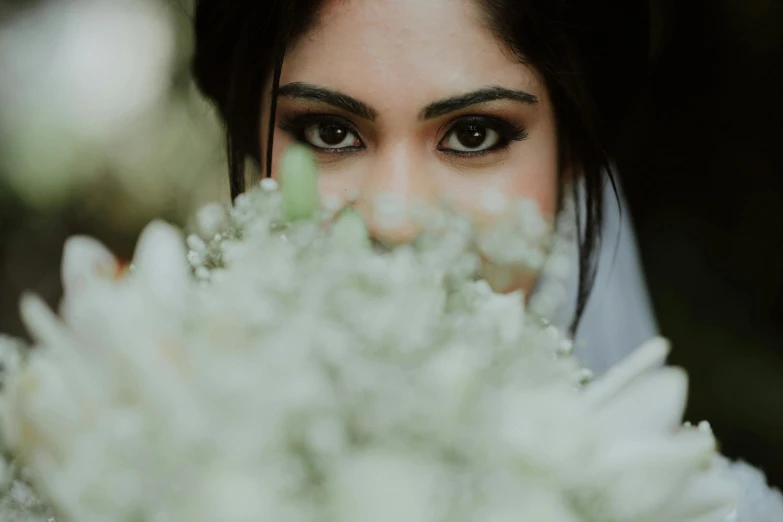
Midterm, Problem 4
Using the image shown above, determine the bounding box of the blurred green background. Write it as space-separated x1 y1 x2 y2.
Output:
1 0 781 488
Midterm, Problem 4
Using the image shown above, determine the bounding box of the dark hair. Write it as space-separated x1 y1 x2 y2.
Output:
191 0 649 332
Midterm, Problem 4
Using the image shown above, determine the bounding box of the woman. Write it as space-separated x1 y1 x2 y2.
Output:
191 0 657 372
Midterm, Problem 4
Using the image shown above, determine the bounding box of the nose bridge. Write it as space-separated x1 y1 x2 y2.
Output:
357 141 435 245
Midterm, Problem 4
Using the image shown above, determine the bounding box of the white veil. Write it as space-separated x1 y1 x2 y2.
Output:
531 173 659 374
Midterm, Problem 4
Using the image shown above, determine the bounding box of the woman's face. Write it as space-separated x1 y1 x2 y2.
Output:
261 0 560 294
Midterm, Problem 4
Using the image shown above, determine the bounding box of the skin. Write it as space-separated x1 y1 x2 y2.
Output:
260 0 560 294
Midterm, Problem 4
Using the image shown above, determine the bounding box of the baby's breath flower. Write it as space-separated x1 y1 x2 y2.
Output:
0 149 775 522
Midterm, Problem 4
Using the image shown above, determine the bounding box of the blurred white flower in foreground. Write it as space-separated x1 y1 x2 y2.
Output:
0 147 773 521
0 0 211 210
721 459 783 522
0 0 174 140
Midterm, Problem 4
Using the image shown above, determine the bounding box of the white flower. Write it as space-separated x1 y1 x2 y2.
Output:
0 150 758 522
574 339 737 522
720 459 783 522
328 449 445 522
0 0 175 142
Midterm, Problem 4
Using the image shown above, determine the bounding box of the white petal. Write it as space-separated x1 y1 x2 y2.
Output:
483 290 525 342
479 488 580 522
61 235 119 292
592 367 688 436
583 336 670 408
19 293 67 346
590 431 718 518
721 460 783 522
132 220 189 302
663 469 738 521
328 449 443 522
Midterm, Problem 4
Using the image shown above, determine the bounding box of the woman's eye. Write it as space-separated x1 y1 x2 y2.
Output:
440 123 501 153
303 123 361 150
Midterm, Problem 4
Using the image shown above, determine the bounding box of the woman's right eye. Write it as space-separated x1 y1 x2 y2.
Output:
279 114 365 153
302 122 362 150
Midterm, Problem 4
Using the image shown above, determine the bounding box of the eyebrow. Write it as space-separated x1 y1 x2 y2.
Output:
278 82 378 121
420 87 538 120
276 83 538 122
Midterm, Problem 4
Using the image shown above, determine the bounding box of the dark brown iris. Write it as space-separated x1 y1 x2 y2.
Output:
319 124 348 146
455 124 486 149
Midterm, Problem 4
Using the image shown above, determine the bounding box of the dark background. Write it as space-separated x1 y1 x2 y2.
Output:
1 0 782 487
617 0 783 486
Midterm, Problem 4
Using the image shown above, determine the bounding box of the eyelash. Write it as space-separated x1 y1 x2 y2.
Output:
277 111 528 157
439 115 528 157
279 113 362 155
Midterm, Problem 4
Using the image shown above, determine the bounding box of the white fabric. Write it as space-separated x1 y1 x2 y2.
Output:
538 174 659 374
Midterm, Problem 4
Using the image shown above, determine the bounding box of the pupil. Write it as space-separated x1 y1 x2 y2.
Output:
319 124 347 146
457 125 486 149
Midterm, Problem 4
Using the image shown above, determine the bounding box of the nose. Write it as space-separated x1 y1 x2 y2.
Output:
354 143 437 247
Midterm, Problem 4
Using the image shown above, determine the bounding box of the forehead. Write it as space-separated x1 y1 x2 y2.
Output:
281 0 543 104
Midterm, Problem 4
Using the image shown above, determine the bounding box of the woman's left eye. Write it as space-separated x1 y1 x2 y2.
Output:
438 117 527 156
442 124 500 152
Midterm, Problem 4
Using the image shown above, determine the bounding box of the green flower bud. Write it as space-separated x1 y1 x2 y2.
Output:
280 145 319 221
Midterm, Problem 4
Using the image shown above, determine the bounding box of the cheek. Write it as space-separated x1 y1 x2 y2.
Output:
505 160 559 217
436 140 559 298
511 133 561 218
440 155 559 224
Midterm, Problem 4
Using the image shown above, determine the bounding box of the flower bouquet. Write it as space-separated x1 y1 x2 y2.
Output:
0 147 780 522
